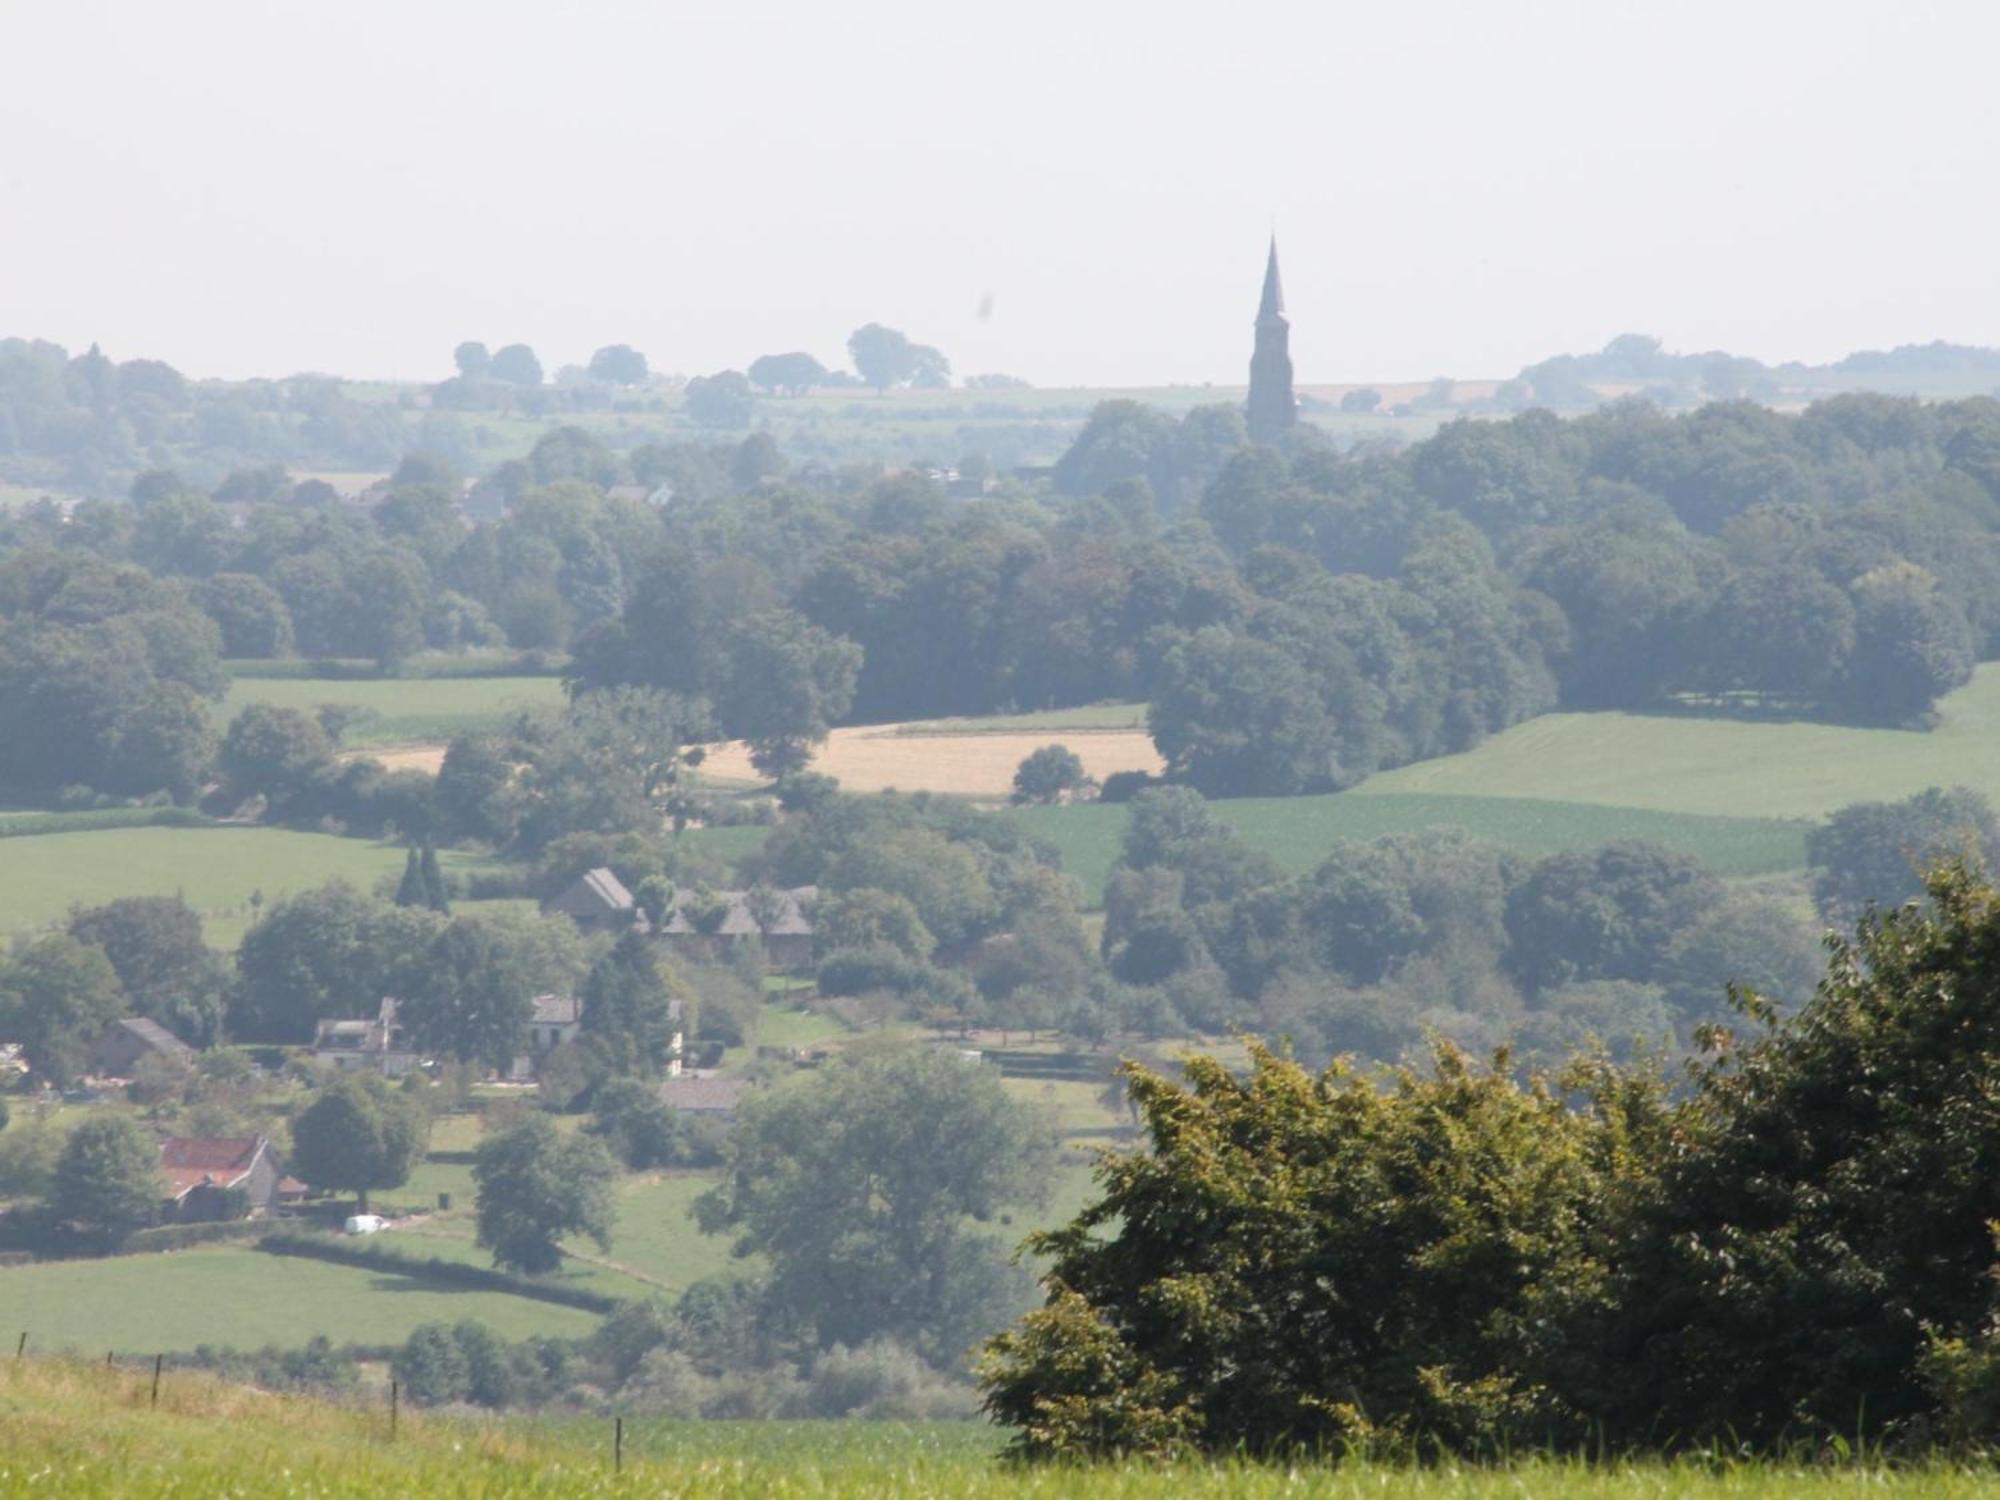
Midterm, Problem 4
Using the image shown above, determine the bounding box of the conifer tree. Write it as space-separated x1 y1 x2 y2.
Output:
394 848 426 908
419 843 450 913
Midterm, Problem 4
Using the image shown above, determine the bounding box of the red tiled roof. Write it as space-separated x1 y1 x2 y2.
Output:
159 1137 264 1198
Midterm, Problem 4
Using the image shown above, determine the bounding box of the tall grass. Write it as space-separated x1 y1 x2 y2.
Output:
2 1357 1994 1498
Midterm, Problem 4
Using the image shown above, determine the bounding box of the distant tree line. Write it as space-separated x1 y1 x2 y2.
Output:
5 389 1999 820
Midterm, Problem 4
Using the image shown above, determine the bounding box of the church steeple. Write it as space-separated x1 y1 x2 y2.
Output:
1257 237 1285 322
1246 237 1297 444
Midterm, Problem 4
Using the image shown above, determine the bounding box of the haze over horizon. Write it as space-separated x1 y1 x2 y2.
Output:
5 0 1997 388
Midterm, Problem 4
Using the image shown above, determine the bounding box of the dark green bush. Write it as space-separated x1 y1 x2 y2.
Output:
981 863 2000 1459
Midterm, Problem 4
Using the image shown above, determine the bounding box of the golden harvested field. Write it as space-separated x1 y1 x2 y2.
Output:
702 727 1163 796
358 743 449 773
339 725 1161 796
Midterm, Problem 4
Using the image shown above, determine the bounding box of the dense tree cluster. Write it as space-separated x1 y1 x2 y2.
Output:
1093 787 1822 1062
8 390 1997 811
983 865 2000 1459
0 338 411 495
0 550 223 800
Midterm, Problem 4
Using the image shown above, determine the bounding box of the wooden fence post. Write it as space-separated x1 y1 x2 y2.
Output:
389 1379 399 1441
14 1332 24 1360
150 1354 162 1409
615 1415 623 1474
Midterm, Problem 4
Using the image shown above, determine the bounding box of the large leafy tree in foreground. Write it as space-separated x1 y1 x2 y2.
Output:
981 863 2000 1458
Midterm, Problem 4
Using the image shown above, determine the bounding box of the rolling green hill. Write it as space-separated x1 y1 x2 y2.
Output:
1356 665 2000 820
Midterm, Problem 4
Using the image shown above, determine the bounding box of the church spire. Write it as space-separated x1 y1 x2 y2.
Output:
1257 236 1286 323
1246 238 1297 444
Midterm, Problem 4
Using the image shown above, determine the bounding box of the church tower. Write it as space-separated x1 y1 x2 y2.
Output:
1245 237 1297 445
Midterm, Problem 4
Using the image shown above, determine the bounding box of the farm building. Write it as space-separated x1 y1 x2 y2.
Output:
88 1018 194 1079
158 1136 301 1221
506 994 584 1081
542 867 651 937
660 886 816 969
313 998 418 1079
526 994 584 1056
509 994 686 1080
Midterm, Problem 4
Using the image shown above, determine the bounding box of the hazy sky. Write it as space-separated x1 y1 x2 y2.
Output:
4 1 1997 388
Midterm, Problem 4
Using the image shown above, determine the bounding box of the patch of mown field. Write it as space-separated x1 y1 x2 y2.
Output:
1358 664 2000 820
0 1245 602 1355
5 1356 1994 1500
373 1224 655 1303
0 825 503 945
1015 793 1811 907
222 673 566 748
596 1171 753 1295
890 703 1149 736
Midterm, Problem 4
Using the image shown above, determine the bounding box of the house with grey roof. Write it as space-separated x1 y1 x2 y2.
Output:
661 886 816 970
542 867 652 937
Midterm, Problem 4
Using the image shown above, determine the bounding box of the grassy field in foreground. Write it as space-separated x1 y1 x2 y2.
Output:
0 825 501 945
222 673 566 748
0 1245 602 1355
1358 664 2000 820
1014 793 1810 907
6 1359 1999 1500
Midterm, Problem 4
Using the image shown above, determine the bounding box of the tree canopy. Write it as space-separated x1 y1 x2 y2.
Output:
697 1043 1054 1363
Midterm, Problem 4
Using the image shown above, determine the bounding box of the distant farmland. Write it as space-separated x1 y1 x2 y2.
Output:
0 826 500 946
701 723 1162 797
1359 664 2000 819
1013 793 1811 907
222 673 565 750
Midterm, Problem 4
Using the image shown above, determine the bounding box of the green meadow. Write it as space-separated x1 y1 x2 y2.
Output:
222 673 567 748
1358 665 2000 819
0 825 500 946
0 1246 602 1355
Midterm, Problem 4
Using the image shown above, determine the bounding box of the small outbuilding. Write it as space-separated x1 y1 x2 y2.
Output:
88 1018 194 1079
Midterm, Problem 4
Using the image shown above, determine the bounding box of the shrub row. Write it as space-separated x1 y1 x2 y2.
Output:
120 1219 272 1255
256 1231 623 1313
0 806 210 839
